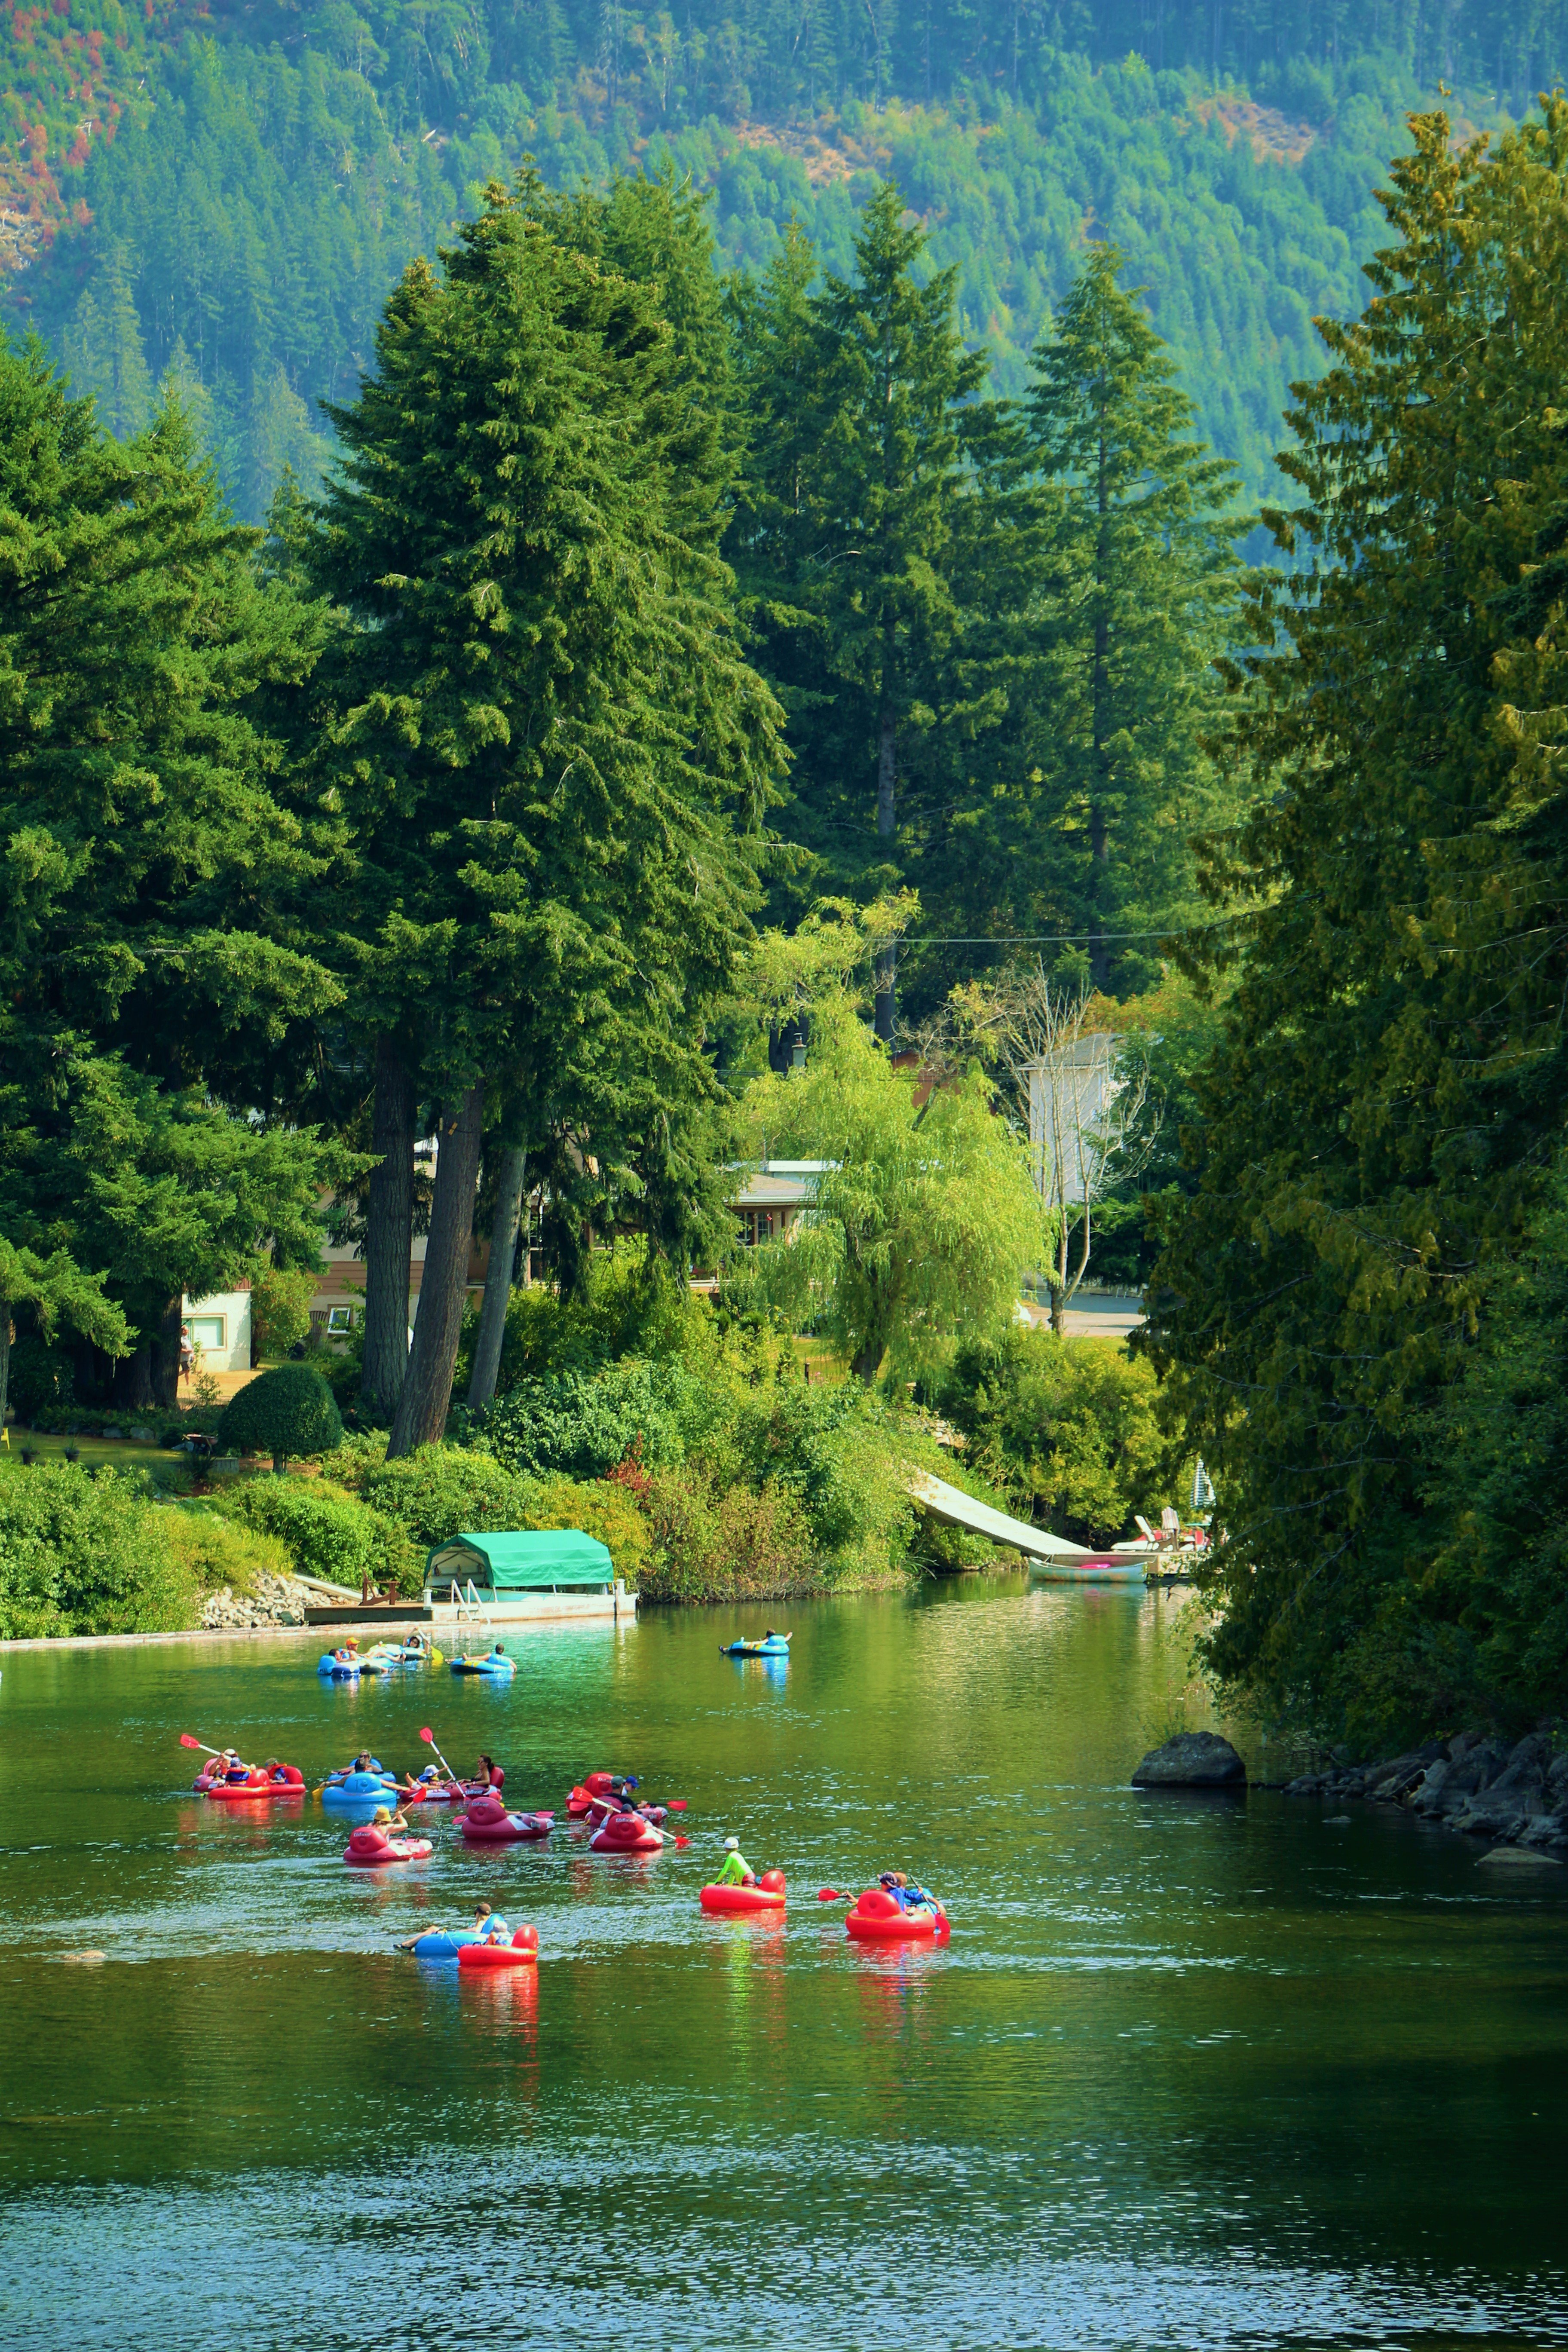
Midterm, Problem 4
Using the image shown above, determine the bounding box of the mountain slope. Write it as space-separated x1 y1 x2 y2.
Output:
1 1 1546 514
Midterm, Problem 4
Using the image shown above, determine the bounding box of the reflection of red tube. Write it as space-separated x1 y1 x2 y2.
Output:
459 1957 540 2033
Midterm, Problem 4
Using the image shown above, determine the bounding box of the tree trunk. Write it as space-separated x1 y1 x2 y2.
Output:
361 1035 415 1420
1089 407 1112 992
116 1341 155 1412
0 1297 10 1433
388 1080 484 1458
154 1296 182 1409
875 649 897 1043
467 1145 525 1411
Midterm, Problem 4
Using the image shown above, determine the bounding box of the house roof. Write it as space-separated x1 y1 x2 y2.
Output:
728 1159 833 1210
425 1528 615 1589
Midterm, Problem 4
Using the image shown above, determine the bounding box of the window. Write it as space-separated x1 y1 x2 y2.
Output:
739 1209 776 1246
187 1316 226 1353
326 1306 354 1334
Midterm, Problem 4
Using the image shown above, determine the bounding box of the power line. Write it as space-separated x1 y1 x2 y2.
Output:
904 921 1235 946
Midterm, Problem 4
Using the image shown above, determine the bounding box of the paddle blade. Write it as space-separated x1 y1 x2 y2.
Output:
419 1727 434 1743
817 1888 848 1902
179 1733 202 1750
665 1799 687 1812
674 1834 690 1848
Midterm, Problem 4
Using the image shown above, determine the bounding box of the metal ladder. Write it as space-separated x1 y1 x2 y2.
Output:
447 1579 494 1644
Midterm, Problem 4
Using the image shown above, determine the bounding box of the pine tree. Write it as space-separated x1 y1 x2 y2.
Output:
1144 104 1568 1746
730 184 987 1036
1021 245 1243 992
308 176 784 1453
62 243 153 441
0 336 340 1404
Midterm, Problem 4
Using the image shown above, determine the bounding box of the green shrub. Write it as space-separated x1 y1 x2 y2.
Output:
360 1445 537 1549
521 1472 651 1583
249 1265 317 1359
488 1246 715 1390
727 1382 920 1577
940 1328 1178 1546
165 1508 294 1596
480 1358 714 1481
233 1477 415 1595
641 1462 812 1601
218 1364 343 1468
0 1463 198 1637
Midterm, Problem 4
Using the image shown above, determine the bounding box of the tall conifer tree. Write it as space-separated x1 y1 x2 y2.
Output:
1146 104 1568 1744
730 183 986 1036
1021 245 1241 990
309 177 783 1452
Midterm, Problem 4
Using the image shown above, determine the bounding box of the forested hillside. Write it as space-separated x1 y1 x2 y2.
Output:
2 0 1555 513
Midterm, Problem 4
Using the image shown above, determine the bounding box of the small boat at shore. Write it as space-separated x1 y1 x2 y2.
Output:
1027 1553 1154 1585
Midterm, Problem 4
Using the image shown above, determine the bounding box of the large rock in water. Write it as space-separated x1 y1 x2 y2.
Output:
1132 1732 1247 1789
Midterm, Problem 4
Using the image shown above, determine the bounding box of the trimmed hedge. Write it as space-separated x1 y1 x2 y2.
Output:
218 1364 343 1467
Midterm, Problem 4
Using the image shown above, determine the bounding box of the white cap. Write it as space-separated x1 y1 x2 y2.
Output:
723 1837 739 1850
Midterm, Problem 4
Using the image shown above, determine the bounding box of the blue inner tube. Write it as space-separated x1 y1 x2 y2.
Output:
322 1771 400 1807
723 1638 790 1656
451 1656 514 1675
408 1929 482 1961
318 1655 361 1678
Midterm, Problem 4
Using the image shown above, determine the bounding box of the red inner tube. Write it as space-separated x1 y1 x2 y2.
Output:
458 1928 539 1970
589 1816 662 1852
343 1828 434 1867
700 1880 786 1913
844 1886 950 1941
457 1806 552 1843
199 1770 304 1799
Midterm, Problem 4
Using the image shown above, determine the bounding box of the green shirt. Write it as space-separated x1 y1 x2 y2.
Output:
717 1851 750 1886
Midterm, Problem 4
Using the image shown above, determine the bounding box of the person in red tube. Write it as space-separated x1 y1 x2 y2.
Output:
879 1871 940 1916
476 1753 504 1795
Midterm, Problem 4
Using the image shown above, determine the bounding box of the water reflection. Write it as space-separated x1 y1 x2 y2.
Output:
0 1589 1562 2351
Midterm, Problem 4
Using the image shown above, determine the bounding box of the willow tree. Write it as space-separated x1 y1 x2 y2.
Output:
738 988 1043 1383
309 174 783 1453
1145 104 1568 1747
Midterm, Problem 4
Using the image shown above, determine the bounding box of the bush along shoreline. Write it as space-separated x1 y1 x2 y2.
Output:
1283 1729 1568 1860
1 1274 1177 1634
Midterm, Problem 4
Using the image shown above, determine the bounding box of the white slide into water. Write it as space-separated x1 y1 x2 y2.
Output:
906 1469 1099 1565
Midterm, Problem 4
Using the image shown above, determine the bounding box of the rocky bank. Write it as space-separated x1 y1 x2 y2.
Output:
1286 1729 1568 1855
200 1571 315 1632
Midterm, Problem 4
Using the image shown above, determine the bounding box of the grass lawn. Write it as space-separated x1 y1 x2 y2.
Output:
0 1430 175 1475
795 1338 849 1384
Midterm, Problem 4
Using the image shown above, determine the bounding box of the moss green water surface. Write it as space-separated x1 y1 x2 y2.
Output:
1 1580 1565 2351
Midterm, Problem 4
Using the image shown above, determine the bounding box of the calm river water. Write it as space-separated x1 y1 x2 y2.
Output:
1 1578 1564 2351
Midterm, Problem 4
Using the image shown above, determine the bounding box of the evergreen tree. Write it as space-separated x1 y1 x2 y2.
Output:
730 184 987 1038
0 334 340 1406
308 176 784 1453
1144 103 1568 1747
61 244 153 442
1020 245 1243 991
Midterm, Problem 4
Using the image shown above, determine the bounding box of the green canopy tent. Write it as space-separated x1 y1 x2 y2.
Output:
425 1529 615 1593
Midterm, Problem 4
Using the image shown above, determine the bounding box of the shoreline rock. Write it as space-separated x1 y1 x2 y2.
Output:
1132 1731 1247 1788
1283 1727 1568 1855
199 1570 314 1632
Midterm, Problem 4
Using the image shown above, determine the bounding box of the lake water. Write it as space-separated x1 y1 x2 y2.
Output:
1 1579 1564 2351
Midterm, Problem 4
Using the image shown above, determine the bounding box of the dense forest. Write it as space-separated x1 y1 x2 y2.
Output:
5 3 1568 1741
2 0 1559 512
